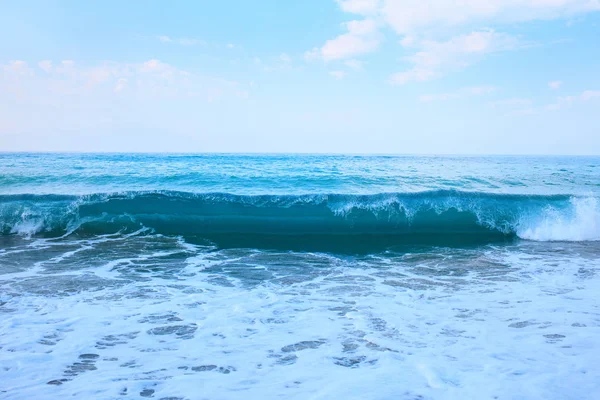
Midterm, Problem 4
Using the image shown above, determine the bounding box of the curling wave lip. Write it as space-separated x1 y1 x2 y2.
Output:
1 190 598 251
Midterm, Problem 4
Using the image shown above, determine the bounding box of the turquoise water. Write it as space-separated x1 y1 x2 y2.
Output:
2 153 599 195
1 154 599 399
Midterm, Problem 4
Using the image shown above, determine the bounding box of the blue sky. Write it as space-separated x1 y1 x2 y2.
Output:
1 0 599 154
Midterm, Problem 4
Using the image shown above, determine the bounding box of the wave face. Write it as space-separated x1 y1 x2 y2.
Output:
1 190 598 251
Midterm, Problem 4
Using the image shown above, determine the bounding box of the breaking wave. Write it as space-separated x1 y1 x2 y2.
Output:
1 190 598 250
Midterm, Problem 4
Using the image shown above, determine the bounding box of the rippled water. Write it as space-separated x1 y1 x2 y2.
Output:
1 154 599 399
2 153 599 195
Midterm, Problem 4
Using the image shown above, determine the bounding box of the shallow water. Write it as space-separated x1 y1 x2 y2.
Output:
1 154 599 399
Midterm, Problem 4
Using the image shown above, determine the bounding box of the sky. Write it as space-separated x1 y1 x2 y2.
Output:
1 0 599 154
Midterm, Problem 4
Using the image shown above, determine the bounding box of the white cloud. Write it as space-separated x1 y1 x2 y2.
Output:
581 90 600 101
141 59 171 73
549 80 563 89
1 59 251 102
380 0 600 35
113 78 128 93
419 85 496 102
38 60 52 73
3 60 32 75
0 59 258 152
336 0 380 15
466 86 497 95
492 98 533 107
391 30 521 84
507 90 599 114
329 70 348 80
255 53 301 72
399 35 418 47
227 43 235 49
306 19 381 62
419 92 461 102
335 0 600 35
307 0 600 83
550 90 600 108
321 33 380 61
280 53 292 63
86 66 115 86
156 35 205 46
179 38 204 46
344 59 365 70
346 19 378 35
304 48 321 62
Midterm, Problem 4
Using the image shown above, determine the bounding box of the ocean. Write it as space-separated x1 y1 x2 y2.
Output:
1 153 599 399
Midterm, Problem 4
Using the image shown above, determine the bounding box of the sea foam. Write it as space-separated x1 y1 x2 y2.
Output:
518 197 600 241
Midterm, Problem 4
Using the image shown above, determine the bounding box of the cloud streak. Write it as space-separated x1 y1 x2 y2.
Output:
391 30 522 85
342 0 600 34
497 90 600 115
1 59 250 101
329 70 348 80
419 85 496 102
549 80 563 89
305 19 381 62
547 89 600 110
156 35 206 46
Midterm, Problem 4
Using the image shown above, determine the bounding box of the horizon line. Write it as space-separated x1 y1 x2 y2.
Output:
1 151 599 157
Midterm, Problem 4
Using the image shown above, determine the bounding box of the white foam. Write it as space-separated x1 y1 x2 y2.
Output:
1 237 600 399
518 197 600 241
9 218 45 237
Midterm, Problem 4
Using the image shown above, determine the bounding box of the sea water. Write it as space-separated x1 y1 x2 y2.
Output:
1 153 599 399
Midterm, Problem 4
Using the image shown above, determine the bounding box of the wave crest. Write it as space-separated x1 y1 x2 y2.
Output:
517 197 600 241
1 191 598 249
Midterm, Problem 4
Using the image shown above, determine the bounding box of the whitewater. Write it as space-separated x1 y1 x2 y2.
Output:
1 153 599 399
